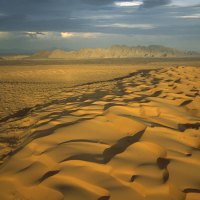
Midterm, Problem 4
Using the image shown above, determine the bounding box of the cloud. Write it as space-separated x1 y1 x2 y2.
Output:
97 23 155 29
0 31 10 38
81 0 115 5
23 32 46 39
142 0 171 8
60 32 104 39
0 0 199 52
177 14 200 19
60 32 74 38
81 32 103 38
171 0 200 7
114 1 143 7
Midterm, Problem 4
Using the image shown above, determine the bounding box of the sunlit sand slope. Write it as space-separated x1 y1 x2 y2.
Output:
0 64 153 119
0 66 199 200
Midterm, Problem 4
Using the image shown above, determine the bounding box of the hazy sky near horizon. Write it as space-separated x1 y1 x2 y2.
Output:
0 0 200 53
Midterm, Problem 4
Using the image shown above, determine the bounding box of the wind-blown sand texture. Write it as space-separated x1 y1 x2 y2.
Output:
0 66 200 200
0 64 149 119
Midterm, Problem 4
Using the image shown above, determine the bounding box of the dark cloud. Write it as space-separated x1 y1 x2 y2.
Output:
142 0 171 8
0 0 199 52
23 32 45 39
82 0 115 5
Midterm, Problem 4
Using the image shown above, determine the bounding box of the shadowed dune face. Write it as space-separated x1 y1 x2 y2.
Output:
0 66 200 200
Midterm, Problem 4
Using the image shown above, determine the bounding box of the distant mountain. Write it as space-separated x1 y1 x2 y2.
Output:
28 50 51 59
27 45 200 59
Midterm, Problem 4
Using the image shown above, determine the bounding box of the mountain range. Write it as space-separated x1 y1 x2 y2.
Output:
7 45 200 60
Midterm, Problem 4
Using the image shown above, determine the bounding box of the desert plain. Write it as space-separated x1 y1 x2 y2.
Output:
0 57 200 200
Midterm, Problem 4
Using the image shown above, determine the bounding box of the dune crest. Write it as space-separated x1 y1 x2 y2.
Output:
0 66 200 200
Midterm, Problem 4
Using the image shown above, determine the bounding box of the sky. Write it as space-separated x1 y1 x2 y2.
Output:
0 0 200 54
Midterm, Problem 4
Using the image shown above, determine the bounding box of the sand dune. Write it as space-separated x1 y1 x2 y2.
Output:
0 66 200 200
0 64 154 119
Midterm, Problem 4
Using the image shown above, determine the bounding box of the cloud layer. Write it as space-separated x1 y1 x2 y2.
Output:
0 0 199 52
142 0 171 8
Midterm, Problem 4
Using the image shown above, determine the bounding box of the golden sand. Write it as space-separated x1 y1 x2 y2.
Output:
0 66 199 200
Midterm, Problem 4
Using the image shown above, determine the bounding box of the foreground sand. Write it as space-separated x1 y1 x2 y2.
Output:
0 66 200 200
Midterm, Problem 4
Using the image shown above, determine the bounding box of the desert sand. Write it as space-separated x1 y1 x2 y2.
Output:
0 64 200 200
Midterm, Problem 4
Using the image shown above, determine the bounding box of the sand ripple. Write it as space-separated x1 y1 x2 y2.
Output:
0 66 200 200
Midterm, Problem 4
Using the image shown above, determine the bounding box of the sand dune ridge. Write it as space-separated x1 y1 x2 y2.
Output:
0 66 200 200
